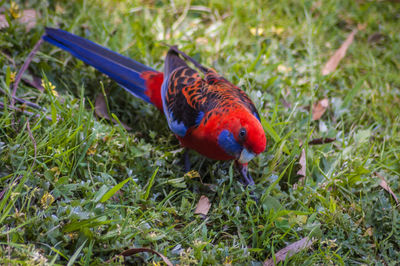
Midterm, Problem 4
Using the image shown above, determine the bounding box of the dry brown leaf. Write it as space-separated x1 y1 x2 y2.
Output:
368 32 385 44
312 98 329 120
297 149 306 177
95 93 132 130
375 172 399 204
322 29 357 75
107 247 173 266
95 93 110 118
0 9 37 30
0 14 8 29
264 237 314 266
293 149 306 189
194 195 211 216
19 9 36 31
357 23 367 31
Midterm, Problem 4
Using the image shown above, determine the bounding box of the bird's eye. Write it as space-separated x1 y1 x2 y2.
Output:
238 128 247 140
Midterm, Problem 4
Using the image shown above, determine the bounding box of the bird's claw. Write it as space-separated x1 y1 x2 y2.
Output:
236 162 259 202
236 162 255 186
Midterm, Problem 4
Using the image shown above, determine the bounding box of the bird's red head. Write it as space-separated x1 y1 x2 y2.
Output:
216 108 267 163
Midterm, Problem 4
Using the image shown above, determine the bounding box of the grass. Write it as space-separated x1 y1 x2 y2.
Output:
1 0 400 264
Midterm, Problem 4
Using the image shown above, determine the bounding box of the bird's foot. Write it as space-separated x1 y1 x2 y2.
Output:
235 162 259 202
236 162 255 186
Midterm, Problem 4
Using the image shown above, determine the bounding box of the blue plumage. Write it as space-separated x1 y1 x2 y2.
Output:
169 112 188 137
253 112 261 122
195 111 205 126
43 28 154 103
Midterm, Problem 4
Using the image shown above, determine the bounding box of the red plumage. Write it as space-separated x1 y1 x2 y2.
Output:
142 50 267 165
141 71 164 111
43 28 266 185
178 108 265 161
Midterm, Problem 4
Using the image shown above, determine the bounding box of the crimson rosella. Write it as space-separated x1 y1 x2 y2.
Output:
43 28 267 186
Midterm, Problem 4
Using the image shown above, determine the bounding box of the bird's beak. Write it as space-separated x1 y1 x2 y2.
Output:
238 148 256 164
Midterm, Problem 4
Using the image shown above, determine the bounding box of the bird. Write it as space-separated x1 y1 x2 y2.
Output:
43 28 266 186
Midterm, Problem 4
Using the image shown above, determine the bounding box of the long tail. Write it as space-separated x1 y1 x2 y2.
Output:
43 27 164 110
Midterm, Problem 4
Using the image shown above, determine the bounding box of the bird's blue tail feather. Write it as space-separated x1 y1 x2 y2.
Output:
43 27 155 103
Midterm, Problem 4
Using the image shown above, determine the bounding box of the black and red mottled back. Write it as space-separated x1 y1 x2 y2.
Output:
194 70 261 124
162 48 261 137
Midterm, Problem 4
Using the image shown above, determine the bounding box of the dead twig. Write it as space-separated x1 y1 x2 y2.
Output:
264 237 315 266
375 172 399 205
308 137 336 145
0 88 45 111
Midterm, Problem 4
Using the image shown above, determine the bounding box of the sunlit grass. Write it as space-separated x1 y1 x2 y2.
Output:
0 0 399 264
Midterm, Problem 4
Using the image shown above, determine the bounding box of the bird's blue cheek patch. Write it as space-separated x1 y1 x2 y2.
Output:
253 112 261 122
218 130 242 157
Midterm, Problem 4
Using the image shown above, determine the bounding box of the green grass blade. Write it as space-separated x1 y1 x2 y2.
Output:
261 116 289 154
67 240 87 266
144 167 159 200
100 177 132 203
